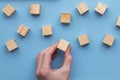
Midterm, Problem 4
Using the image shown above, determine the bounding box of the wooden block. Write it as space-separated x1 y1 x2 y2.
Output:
17 24 24 33
30 4 40 15
61 13 71 24
2 4 16 17
17 24 30 37
5 39 18 52
76 2 89 15
103 34 114 46
95 2 107 15
57 39 70 52
78 34 89 46
42 25 52 36
116 16 120 27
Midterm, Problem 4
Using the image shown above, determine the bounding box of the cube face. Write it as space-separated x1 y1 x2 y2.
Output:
57 39 70 52
17 24 30 37
2 4 16 17
42 25 52 36
78 34 89 46
95 2 107 15
6 39 18 52
116 16 120 27
30 4 40 15
17 24 24 33
61 13 71 24
103 34 114 46
77 2 89 15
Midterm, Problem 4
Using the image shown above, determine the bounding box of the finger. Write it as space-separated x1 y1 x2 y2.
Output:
62 46 72 70
36 52 44 73
48 42 58 54
52 48 58 59
36 43 57 70
36 45 51 67
42 43 58 68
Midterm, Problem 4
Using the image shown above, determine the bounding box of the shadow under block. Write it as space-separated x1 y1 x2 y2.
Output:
5 39 18 52
30 4 40 15
116 16 120 27
61 13 71 24
42 25 52 36
76 2 89 15
17 24 30 37
2 4 16 17
57 39 70 52
95 2 107 15
78 34 89 46
103 34 114 46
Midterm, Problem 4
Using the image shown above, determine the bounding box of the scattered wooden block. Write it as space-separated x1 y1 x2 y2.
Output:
95 2 107 15
61 13 71 24
17 24 30 37
42 25 52 36
103 34 114 46
2 4 16 17
30 4 40 15
5 39 18 52
116 16 120 27
78 34 89 46
57 39 70 52
76 2 89 15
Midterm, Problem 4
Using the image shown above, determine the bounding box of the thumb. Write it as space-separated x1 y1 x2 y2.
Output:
62 46 72 70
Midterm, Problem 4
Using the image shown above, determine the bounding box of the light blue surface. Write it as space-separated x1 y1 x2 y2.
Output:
0 0 120 80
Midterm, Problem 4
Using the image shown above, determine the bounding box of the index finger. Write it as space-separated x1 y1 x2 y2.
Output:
42 43 58 69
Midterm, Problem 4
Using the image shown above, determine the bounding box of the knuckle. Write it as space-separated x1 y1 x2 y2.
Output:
44 52 48 56
67 55 72 61
36 69 49 77
50 47 54 51
39 69 49 77
36 71 40 77
40 51 45 56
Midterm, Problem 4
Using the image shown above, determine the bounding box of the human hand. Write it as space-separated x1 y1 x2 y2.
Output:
36 43 72 80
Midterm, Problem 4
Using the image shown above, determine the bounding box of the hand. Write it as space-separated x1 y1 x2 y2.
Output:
36 43 72 80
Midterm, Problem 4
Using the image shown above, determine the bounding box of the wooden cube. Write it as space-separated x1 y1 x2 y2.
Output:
76 2 89 15
30 4 40 15
103 34 114 46
116 16 120 27
78 34 89 46
61 13 71 24
57 39 70 52
95 2 107 15
5 39 18 52
2 4 16 17
17 24 30 37
42 25 52 36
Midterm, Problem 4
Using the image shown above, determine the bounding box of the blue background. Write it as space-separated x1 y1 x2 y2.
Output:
0 0 120 80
